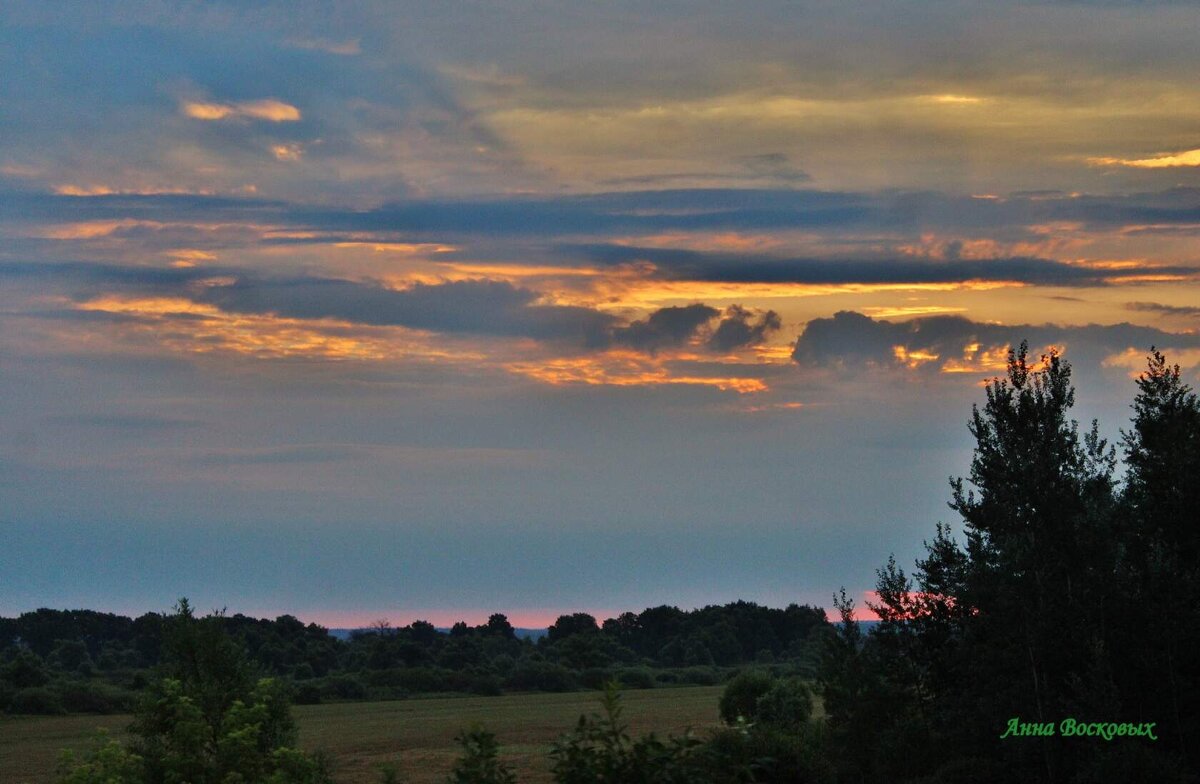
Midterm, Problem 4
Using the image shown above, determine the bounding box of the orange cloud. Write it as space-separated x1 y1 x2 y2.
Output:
1102 347 1200 378
892 345 940 369
1089 148 1200 168
940 343 1063 378
270 143 304 161
741 401 806 413
940 342 1011 375
72 295 479 362
864 305 967 319
506 352 767 393
182 99 301 122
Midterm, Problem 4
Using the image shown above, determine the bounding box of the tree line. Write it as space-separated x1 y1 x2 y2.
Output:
0 599 828 714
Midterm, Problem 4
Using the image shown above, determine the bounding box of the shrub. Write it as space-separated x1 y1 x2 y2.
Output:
57 681 138 714
505 661 577 692
615 667 656 690
293 682 323 705
10 686 65 715
755 677 813 729
468 674 503 696
1 649 50 689
578 667 614 690
678 666 720 685
447 725 516 784
702 722 836 784
320 674 367 700
56 734 143 784
718 670 773 724
549 685 706 783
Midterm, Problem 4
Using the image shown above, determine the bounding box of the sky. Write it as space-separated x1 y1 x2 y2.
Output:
3 1 1200 628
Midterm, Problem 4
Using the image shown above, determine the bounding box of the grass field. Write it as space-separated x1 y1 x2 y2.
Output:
0 686 726 783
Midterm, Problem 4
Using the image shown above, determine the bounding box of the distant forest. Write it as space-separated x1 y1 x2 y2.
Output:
0 599 828 715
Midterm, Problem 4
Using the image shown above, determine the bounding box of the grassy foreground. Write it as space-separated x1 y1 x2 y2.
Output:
0 685 725 784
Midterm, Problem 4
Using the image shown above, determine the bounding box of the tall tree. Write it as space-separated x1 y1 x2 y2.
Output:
840 343 1122 783
1117 349 1200 766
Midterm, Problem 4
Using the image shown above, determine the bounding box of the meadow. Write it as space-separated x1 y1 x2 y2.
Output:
0 686 728 784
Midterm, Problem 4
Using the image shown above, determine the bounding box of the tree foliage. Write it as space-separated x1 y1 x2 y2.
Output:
821 345 1198 782
57 600 333 784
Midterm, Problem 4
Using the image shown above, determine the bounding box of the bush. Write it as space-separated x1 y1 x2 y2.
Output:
755 677 813 728
468 674 503 696
319 674 367 700
293 682 323 705
703 722 836 784
615 667 656 689
56 734 143 784
10 686 65 715
57 681 138 714
549 685 706 783
505 661 577 692
678 666 720 685
1 649 50 689
718 670 773 724
448 726 516 784
578 667 613 690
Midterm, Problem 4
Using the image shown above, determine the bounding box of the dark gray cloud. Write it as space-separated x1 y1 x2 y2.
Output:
1126 301 1200 320
196 277 617 345
0 261 782 354
43 414 203 433
708 305 782 352
8 186 1200 243
611 304 718 352
571 245 1195 288
792 310 1200 369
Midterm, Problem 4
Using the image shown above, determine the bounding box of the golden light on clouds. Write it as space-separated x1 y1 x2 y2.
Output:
864 305 968 319
75 295 394 361
270 143 305 161
1103 347 1200 378
939 343 1011 375
593 279 1020 311
892 345 940 369
1089 148 1200 169
182 99 301 123
506 352 768 393
921 94 985 105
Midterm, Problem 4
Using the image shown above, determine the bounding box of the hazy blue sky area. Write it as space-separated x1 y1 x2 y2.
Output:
3 1 1200 625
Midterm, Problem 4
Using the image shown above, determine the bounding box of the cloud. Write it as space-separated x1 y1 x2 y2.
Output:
791 310 1200 374
1089 149 1200 168
611 304 718 351
735 153 811 183
14 187 1200 244
1126 301 1200 319
708 305 782 351
605 303 782 353
43 414 203 433
574 245 1196 288
194 277 616 345
4 259 784 359
182 99 301 123
285 37 361 56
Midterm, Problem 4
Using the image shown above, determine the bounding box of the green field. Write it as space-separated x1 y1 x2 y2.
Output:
0 686 726 784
